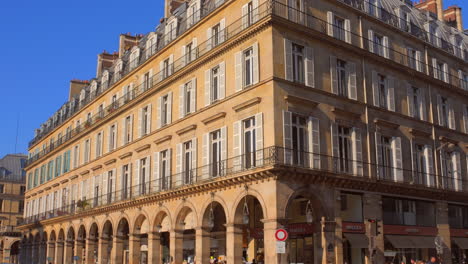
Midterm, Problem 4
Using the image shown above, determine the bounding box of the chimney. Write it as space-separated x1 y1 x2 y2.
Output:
68 80 89 101
96 51 119 77
456 7 463 31
118 33 143 59
436 0 443 21
415 0 444 21
443 6 463 31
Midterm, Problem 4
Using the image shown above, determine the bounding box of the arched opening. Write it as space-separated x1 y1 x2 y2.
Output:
48 230 57 263
56 229 65 264
33 233 41 264
88 223 99 263
40 232 48 264
65 227 75 264
101 220 113 264
10 241 20 264
202 201 227 263
234 195 264 264
77 225 87 264
154 211 171 264
116 218 130 264
133 215 150 264
175 207 196 264
0 240 4 264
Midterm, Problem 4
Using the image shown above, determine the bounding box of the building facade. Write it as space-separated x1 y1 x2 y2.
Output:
0 154 27 264
19 0 468 263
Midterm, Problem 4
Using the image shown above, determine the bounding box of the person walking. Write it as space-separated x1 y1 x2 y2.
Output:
426 256 439 264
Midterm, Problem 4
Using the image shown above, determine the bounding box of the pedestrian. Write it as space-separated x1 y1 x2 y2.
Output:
426 256 438 264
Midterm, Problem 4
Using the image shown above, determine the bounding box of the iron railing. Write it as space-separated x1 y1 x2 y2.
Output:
24 146 467 224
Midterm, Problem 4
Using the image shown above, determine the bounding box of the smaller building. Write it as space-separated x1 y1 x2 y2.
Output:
0 154 27 264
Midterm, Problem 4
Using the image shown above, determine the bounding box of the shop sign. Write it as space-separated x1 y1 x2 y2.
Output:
342 222 365 233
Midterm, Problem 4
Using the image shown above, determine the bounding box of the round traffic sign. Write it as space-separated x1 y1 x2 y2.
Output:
275 229 288 241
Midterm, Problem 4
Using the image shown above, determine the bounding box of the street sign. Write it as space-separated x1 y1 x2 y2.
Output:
276 241 286 253
275 229 288 241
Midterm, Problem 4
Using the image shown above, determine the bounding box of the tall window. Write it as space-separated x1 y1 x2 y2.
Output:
107 170 113 203
55 156 62 177
407 48 418 70
291 114 307 165
292 43 304 83
160 150 170 190
414 144 427 185
244 47 254 86
183 141 193 184
93 180 99 207
84 139 90 163
412 87 421 119
436 61 444 81
140 158 148 194
333 16 345 41
124 116 132 144
161 95 169 126
378 74 387 109
246 1 254 26
212 23 221 47
210 130 222 177
122 164 130 199
373 33 384 56
440 96 449 127
441 151 455 189
143 72 151 90
141 106 149 136
380 136 393 180
96 132 102 157
183 81 194 116
337 126 352 173
98 104 104 118
211 66 220 102
243 117 257 169
337 59 347 97
109 124 116 151
163 58 171 78
185 42 194 63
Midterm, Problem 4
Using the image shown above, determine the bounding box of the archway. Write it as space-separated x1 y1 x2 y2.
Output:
56 229 65 264
233 195 264 264
88 223 99 264
132 214 150 264
40 232 48 264
65 227 75 264
175 206 196 264
47 230 57 263
100 220 113 264
115 217 130 264
33 233 41 264
201 201 227 263
153 211 171 264
77 225 87 264
10 240 19 264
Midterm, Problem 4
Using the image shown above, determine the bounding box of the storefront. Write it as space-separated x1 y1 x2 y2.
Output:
342 222 367 264
450 229 468 264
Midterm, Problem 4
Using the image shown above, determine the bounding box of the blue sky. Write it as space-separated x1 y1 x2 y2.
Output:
0 0 466 158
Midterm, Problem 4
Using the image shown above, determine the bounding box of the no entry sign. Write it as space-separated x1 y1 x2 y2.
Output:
275 229 288 241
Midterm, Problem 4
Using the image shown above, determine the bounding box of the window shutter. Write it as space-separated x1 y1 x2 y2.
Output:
463 104 468 133
221 126 227 171
452 152 462 191
327 11 334 37
202 133 209 179
167 92 173 124
138 108 142 138
347 62 357 100
392 137 403 182
437 95 443 126
102 172 108 201
432 58 438 78
204 69 211 106
153 152 160 191
192 38 198 59
375 132 383 179
191 138 197 180
147 104 152 135
415 51 422 72
372 71 380 107
406 83 414 117
220 18 226 43
305 46 315 88
190 78 196 113
219 62 225 99
233 121 242 171
283 111 292 164
443 63 449 83
308 117 320 169
424 145 435 187
352 127 363 176
330 56 338 94
410 140 416 182
252 42 259 85
130 115 134 142
383 36 390 58
206 27 212 51
179 84 185 118
135 161 140 196
419 89 427 121
344 19 351 43
331 123 339 171
166 149 172 185
242 4 248 29
368 30 374 53
458 70 464 89
176 143 182 184
449 100 456 130
106 129 110 153
111 169 116 202
172 19 178 41
252 0 259 22
181 45 186 66
255 113 263 166
284 39 293 81
386 76 395 111
235 51 243 92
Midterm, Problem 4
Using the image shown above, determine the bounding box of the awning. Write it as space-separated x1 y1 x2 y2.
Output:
344 233 369 248
453 237 468 249
385 235 436 249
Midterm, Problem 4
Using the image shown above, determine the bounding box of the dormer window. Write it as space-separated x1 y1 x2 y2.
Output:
426 23 441 47
101 71 109 90
187 0 201 28
165 17 178 44
90 81 98 97
145 33 157 59
367 0 382 18
114 60 123 82
129 47 140 70
397 7 411 32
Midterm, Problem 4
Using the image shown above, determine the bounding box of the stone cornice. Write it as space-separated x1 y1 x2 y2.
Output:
284 95 318 108
176 125 197 136
201 112 226 125
232 97 262 112
374 118 400 129
154 135 172 145
135 144 151 153
118 152 133 160
103 159 117 166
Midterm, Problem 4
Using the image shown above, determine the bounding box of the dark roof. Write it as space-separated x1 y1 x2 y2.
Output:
0 154 27 182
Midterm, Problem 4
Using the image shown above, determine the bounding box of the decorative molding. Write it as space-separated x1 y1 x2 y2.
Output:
60 179 69 184
202 112 226 125
332 107 361 120
439 136 459 145
52 183 59 187
91 165 103 171
104 159 117 166
285 95 318 108
37 190 44 194
44 186 51 191
118 152 133 160
374 118 400 129
409 128 431 138
232 97 262 112
176 125 197 136
80 170 90 176
154 135 172 145
135 144 151 153
69 175 79 180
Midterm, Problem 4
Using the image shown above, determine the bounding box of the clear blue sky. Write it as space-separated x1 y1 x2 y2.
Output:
0 0 466 158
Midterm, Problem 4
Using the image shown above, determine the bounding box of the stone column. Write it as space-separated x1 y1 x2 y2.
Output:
63 240 74 264
195 227 210 264
98 237 111 264
169 229 183 264
111 236 124 264
363 193 384 264
321 217 337 264
46 242 55 264
129 234 141 264
263 219 288 264
31 242 37 264
147 232 161 264
85 238 97 264
436 201 452 264
55 240 64 264
334 190 344 264
74 239 85 264
225 224 243 264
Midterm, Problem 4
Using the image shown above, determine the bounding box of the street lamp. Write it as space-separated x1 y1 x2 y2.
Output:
242 199 250 225
156 224 162 233
305 200 313 224
208 206 215 230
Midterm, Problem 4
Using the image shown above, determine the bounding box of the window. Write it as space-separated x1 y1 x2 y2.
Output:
284 40 314 87
212 23 221 47
380 136 393 180
122 164 130 199
124 115 133 144
63 150 70 173
437 96 454 129
20 186 25 195
459 70 468 91
165 19 177 44
143 72 151 91
413 144 427 185
0 184 4 193
139 105 151 137
96 132 103 157
242 0 256 28
333 16 345 41
243 47 255 86
337 126 352 173
291 114 307 166
368 0 381 17
159 94 171 127
187 1 200 27
163 58 171 79
98 104 104 118
84 139 90 163
107 170 114 203
340 193 363 222
337 59 347 97
373 32 384 56
179 140 195 185
382 197 435 227
399 10 411 32
291 44 305 83
159 150 171 190
433 59 449 83
448 205 468 229
211 66 220 102
129 47 140 69
243 117 257 169
55 156 62 177
407 86 425 120
372 72 395 111
87 113 91 124
40 165 46 184
440 150 462 191
19 200 24 213
407 48 422 72
180 79 196 118
139 157 149 195
73 145 79 169
146 34 157 59
109 124 117 152
205 62 225 106
111 95 117 109
47 160 54 181
184 42 195 64
93 176 99 207
207 130 222 177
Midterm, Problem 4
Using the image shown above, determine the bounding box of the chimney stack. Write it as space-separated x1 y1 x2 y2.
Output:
415 0 444 21
96 51 119 77
118 33 143 59
68 79 89 101
436 0 443 21
443 5 464 31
